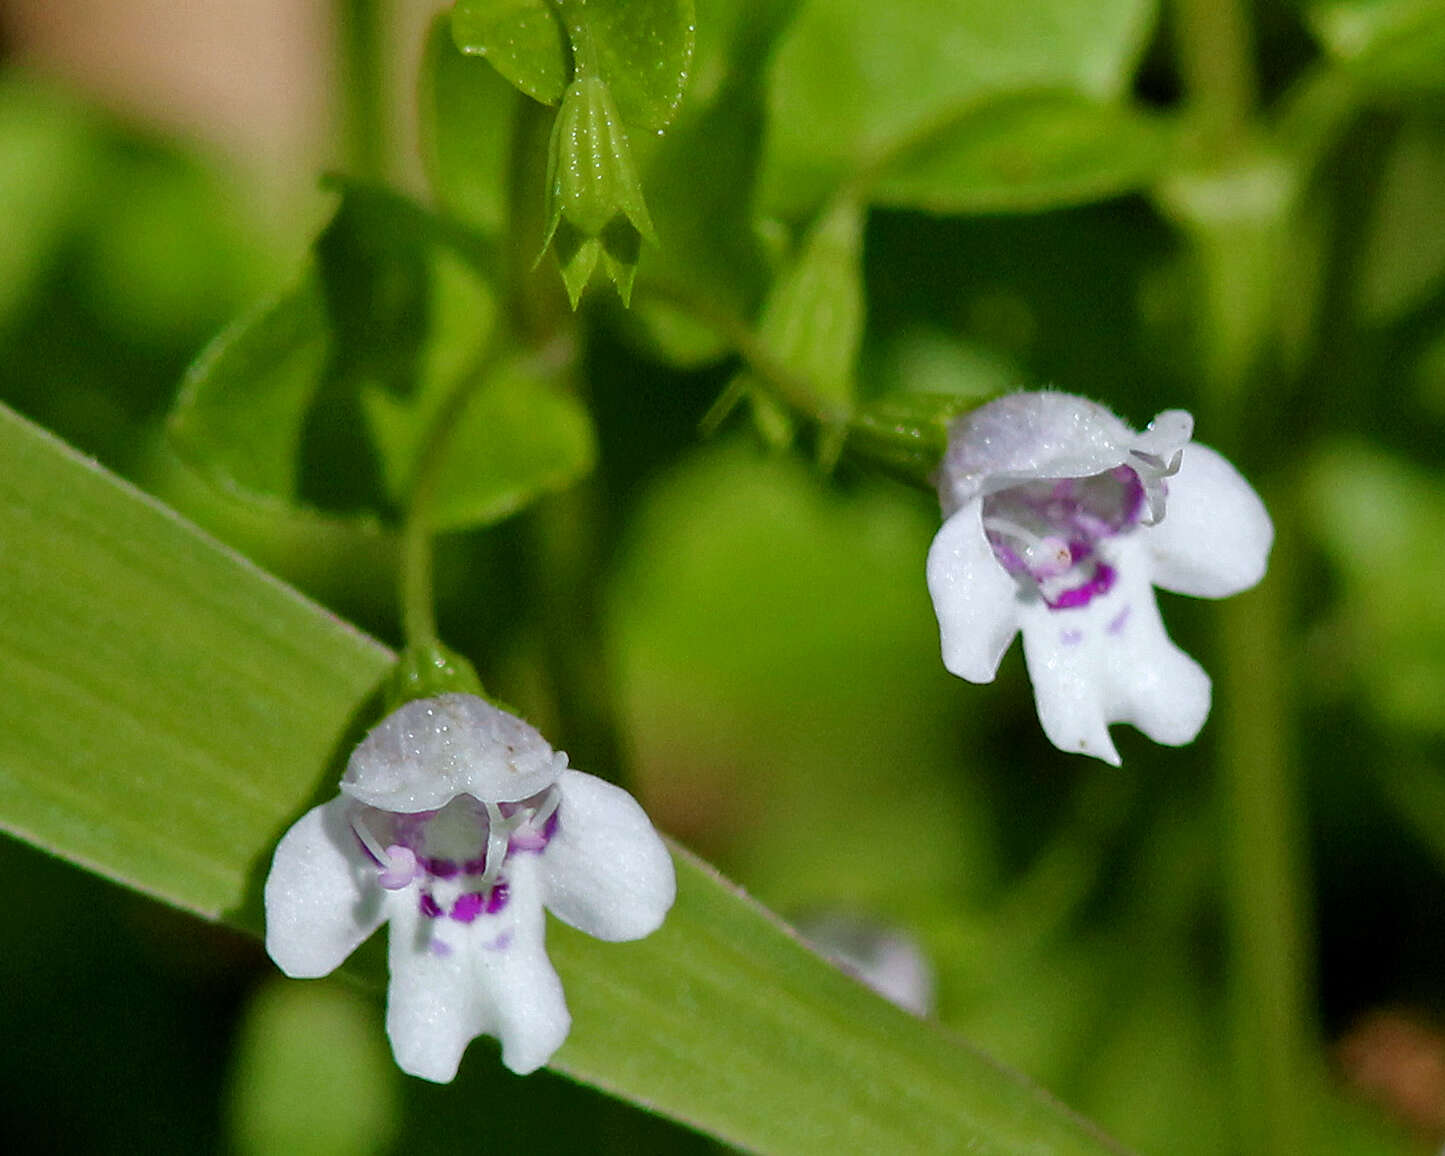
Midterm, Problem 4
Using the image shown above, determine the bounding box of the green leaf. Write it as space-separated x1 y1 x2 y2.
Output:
1308 0 1445 95
228 979 401 1156
362 352 597 532
453 0 697 132
420 13 520 234
760 0 1157 214
1304 443 1445 736
0 401 1126 1155
452 0 570 106
168 274 332 501
754 196 865 408
556 0 697 131
872 93 1175 215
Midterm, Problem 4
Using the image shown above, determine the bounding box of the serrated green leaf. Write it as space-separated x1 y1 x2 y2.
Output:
0 401 1127 1155
760 0 1156 215
873 93 1175 215
420 13 519 234
452 0 570 106
1308 0 1445 94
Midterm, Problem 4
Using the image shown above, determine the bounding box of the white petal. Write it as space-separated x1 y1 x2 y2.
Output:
1019 539 1211 763
926 501 1020 683
1147 443 1273 598
539 770 675 942
384 896 485 1082
478 855 572 1074
264 796 385 978
384 854 570 1081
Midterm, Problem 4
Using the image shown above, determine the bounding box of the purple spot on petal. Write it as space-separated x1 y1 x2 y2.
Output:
423 857 459 879
1060 629 1083 646
419 892 443 919
508 828 547 854
486 931 514 952
450 892 484 923
430 939 453 957
463 856 488 876
1107 606 1132 635
485 881 510 915
1048 563 1117 610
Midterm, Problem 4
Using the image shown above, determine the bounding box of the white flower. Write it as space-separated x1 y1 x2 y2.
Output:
263 693 675 1082
926 391 1272 764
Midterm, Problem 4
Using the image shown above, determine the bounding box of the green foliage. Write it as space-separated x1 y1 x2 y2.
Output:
1308 0 1445 94
872 92 1175 216
759 0 1156 214
452 0 570 105
0 401 1120 1156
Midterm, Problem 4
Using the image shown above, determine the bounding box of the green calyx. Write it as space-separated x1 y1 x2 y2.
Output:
541 74 656 307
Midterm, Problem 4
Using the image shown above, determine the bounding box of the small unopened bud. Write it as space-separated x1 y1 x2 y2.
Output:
542 75 656 307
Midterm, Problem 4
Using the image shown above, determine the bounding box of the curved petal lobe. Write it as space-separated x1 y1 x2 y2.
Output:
540 770 676 942
384 897 487 1083
264 797 385 978
1149 443 1273 598
926 501 1020 683
1019 539 1211 763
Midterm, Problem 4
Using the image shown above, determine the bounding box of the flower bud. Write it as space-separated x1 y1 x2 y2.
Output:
542 74 656 307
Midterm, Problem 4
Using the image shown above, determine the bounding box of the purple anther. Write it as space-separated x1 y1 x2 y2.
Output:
1107 606 1132 635
450 892 484 924
377 845 418 890
485 881 510 915
419 892 443 919
423 857 459 879
1049 563 1117 610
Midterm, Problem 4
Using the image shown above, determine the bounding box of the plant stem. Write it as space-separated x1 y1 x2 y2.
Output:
1216 510 1314 1156
398 338 512 650
337 0 388 181
1171 0 1257 152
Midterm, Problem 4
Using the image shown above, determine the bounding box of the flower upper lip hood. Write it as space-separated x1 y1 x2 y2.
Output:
926 390 1273 764
937 391 1194 522
341 694 566 811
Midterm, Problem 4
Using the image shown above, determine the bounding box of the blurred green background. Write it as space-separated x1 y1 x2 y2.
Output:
2 0 1445 1153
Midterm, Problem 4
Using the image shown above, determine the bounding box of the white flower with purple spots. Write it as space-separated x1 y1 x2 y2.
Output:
927 391 1272 764
264 693 675 1082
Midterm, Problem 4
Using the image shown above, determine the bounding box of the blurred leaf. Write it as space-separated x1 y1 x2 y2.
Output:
0 77 98 325
872 93 1175 215
229 979 401 1156
169 274 331 501
629 0 800 364
1308 0 1445 94
452 0 570 106
363 351 596 532
760 0 1157 214
453 0 696 132
1304 443 1445 736
0 402 1126 1156
607 445 997 911
421 13 520 234
168 185 570 534
1354 115 1445 323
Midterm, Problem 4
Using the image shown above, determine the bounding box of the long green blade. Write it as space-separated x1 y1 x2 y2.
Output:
0 402 1125 1155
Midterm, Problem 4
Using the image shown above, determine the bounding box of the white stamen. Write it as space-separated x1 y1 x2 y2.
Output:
983 515 1073 577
